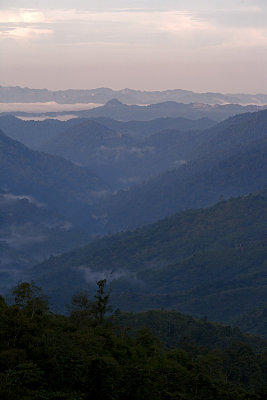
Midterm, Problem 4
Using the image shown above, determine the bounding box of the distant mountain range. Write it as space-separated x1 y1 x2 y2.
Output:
1 108 267 226
37 117 216 189
94 109 267 231
37 99 266 122
0 115 217 190
0 97 266 328
1 86 267 105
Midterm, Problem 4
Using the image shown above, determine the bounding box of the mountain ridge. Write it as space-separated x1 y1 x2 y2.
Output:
1 86 267 105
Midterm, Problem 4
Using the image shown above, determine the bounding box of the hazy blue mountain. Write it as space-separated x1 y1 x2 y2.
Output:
40 119 136 165
191 109 267 159
38 117 215 189
99 137 267 231
90 116 217 140
27 192 267 322
66 99 265 122
1 85 267 105
0 129 109 228
0 190 90 292
0 115 83 149
93 110 267 230
5 100 266 122
38 111 267 192
0 115 216 152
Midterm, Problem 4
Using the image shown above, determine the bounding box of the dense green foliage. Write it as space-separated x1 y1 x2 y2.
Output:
1 281 267 400
29 192 267 322
115 309 267 352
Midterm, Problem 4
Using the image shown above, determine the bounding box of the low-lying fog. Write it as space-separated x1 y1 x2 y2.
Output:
0 102 102 114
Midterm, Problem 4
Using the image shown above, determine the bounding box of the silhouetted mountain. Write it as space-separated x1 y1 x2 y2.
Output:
66 100 265 122
28 192 267 322
7 100 265 122
1 85 267 105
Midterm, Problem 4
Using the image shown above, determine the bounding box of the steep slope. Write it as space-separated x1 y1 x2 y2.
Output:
192 109 267 159
28 192 267 321
0 129 109 227
94 110 267 230
98 137 267 231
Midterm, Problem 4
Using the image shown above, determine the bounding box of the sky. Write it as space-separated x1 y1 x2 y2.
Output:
0 0 267 93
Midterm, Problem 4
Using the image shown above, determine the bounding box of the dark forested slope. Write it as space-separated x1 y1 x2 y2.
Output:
29 192 267 322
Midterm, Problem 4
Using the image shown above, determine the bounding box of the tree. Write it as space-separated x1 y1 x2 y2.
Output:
70 279 112 327
12 281 49 320
91 279 112 325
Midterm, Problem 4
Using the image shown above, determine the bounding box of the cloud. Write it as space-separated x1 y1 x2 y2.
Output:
0 193 45 207
1 2 267 92
0 10 46 23
0 102 101 113
1 227 46 249
0 26 53 39
1 6 267 50
79 266 144 287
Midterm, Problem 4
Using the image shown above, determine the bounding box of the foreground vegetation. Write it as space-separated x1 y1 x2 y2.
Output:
1 281 267 400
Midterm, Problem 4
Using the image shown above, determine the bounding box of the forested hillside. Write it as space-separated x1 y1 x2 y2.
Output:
28 191 267 322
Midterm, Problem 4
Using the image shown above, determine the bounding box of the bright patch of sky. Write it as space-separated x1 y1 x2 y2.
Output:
0 0 266 92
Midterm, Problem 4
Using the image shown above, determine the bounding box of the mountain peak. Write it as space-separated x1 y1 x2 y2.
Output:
105 98 124 107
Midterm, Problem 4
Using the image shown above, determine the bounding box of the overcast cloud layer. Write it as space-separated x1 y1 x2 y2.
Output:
0 0 266 92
